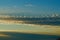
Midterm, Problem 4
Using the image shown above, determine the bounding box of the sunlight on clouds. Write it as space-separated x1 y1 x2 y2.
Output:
0 23 60 36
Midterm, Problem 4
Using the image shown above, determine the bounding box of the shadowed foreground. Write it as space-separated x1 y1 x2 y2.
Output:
0 32 60 40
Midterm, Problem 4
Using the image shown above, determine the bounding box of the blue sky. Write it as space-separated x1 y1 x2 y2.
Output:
0 0 60 16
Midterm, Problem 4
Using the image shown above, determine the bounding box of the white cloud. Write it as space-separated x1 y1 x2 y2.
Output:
25 4 33 7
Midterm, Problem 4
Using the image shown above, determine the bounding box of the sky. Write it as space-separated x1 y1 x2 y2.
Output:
0 0 60 16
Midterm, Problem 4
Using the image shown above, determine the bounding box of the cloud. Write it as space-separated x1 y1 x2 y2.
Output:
25 4 33 7
0 6 22 14
0 6 34 14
